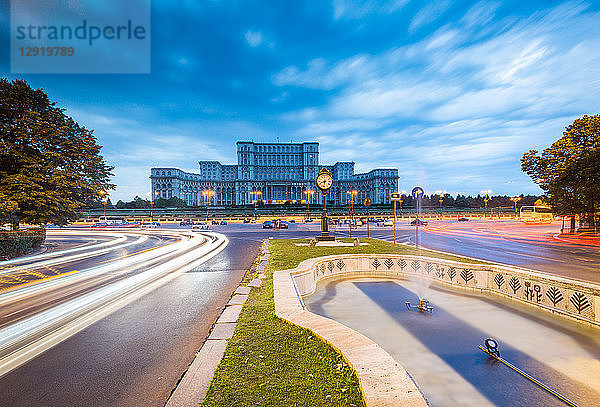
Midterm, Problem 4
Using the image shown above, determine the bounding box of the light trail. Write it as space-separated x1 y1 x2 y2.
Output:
0 231 228 378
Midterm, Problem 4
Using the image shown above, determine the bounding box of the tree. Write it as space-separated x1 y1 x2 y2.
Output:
0 78 114 227
521 115 600 227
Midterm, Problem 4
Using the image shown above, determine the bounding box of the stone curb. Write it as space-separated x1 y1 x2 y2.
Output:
165 240 271 407
273 269 428 407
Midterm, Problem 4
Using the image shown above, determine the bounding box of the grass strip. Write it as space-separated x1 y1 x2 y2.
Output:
202 238 488 407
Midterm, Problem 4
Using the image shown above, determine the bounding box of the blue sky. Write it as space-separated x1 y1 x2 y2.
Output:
2 0 600 201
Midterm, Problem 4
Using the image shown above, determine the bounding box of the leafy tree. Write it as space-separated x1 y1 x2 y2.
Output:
0 78 114 228
521 115 600 226
155 197 187 208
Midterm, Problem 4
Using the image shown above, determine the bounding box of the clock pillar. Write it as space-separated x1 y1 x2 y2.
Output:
316 168 336 242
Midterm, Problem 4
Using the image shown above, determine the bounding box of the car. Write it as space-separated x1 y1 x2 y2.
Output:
192 222 209 230
410 219 428 226
211 220 219 225
243 219 251 223
458 217 469 222
180 220 192 226
142 223 158 229
304 218 314 223
355 220 363 226
92 222 109 228
382 219 393 227
289 219 295 223
279 221 289 229
45 223 61 229
150 221 161 226
262 220 273 229
220 220 228 225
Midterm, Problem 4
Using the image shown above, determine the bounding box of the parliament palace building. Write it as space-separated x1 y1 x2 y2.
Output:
150 141 399 206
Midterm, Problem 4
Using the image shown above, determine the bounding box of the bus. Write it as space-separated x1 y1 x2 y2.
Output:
519 206 554 223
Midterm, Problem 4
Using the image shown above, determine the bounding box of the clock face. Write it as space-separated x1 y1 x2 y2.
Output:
316 173 333 190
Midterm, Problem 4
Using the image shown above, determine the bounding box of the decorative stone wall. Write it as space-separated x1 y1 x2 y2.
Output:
291 254 600 327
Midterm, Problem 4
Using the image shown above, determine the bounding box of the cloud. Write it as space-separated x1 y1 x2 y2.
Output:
274 1 600 194
332 0 409 20
409 0 452 33
245 30 264 47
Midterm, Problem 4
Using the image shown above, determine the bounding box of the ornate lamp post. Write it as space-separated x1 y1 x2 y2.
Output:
202 190 215 222
150 200 154 222
346 190 358 237
250 190 262 219
304 189 314 221
510 196 521 218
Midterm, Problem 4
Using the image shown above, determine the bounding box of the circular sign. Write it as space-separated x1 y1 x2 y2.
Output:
316 168 333 192
364 198 372 207
411 186 424 200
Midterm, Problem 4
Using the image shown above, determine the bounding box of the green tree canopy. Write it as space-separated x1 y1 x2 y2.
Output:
0 78 114 227
521 115 600 217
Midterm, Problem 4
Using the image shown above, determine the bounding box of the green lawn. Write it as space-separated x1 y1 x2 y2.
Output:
202 238 487 407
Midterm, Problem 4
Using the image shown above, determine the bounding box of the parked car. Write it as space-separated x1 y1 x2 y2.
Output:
180 220 192 226
92 222 108 228
279 221 289 229
410 219 428 226
304 218 314 223
382 219 394 227
243 219 251 223
289 219 296 223
142 223 158 229
211 220 219 225
262 220 273 229
192 222 209 230
220 220 228 225
458 217 469 222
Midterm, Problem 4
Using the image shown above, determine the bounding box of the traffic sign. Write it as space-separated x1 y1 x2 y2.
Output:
411 186 424 200
364 198 372 207
390 192 401 202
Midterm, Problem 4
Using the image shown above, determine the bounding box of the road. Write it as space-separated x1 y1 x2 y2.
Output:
0 224 317 407
305 277 600 407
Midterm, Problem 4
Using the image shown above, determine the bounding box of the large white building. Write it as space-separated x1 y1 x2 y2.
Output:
150 141 398 206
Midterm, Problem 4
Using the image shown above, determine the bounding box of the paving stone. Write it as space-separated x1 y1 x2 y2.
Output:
235 286 251 295
208 323 236 340
165 339 228 407
216 305 243 323
248 279 262 288
227 294 248 305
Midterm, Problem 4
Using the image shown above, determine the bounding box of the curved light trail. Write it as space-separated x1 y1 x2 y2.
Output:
0 230 228 378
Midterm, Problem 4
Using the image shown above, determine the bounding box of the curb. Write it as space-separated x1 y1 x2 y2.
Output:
165 240 271 407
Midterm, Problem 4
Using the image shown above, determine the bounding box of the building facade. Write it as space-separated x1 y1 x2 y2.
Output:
150 141 398 206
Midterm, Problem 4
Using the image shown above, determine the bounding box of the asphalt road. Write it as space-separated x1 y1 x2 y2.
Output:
0 224 317 407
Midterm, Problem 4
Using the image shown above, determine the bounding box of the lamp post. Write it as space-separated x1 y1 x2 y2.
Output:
439 197 443 217
510 196 521 218
250 190 262 219
304 189 314 221
150 200 154 222
346 190 357 237
202 190 215 222
102 201 107 222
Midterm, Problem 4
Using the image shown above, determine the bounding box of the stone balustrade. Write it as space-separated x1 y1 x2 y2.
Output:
290 254 600 326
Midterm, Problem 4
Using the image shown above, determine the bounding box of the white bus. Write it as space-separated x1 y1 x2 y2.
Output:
519 206 554 223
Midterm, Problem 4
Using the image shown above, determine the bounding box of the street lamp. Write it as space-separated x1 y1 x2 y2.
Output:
250 190 262 219
346 190 358 237
150 200 154 222
439 196 443 217
304 189 314 221
510 196 521 218
202 190 215 222
481 190 491 218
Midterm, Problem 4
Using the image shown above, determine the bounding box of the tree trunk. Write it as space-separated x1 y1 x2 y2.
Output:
570 216 576 233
